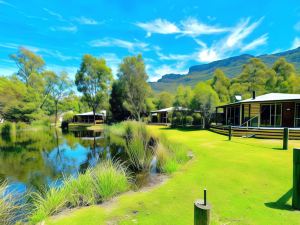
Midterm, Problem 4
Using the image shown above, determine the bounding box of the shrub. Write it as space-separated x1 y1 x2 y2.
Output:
93 160 130 201
0 122 16 135
62 111 75 122
193 113 202 126
184 116 193 125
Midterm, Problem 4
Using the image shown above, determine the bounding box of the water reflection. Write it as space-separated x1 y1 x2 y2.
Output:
0 127 107 193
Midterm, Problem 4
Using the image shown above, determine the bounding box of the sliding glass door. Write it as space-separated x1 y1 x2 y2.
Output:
226 106 240 126
260 104 282 127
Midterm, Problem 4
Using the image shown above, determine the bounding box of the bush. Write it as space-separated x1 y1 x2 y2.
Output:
184 116 193 125
193 113 202 126
0 122 16 135
62 111 75 122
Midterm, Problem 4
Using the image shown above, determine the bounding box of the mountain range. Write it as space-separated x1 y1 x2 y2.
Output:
149 47 300 93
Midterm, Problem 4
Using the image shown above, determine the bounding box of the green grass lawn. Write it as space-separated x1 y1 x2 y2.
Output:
46 127 300 225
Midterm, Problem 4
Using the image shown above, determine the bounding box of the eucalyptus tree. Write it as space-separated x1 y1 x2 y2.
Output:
10 47 45 87
118 54 150 121
52 72 72 126
75 54 112 124
211 69 230 104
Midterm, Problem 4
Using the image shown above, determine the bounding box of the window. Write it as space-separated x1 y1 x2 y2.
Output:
260 104 281 127
226 106 240 126
296 103 300 127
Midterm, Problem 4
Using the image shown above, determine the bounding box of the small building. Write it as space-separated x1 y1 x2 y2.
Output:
72 111 106 124
215 92 300 128
150 107 188 124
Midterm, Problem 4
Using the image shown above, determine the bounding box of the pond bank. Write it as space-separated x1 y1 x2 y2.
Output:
46 127 300 225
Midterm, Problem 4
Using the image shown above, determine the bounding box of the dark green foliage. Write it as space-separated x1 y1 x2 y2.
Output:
109 80 131 122
192 113 202 126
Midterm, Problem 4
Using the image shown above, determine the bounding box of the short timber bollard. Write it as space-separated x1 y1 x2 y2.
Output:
283 127 289 150
228 125 232 141
194 189 211 225
293 148 300 209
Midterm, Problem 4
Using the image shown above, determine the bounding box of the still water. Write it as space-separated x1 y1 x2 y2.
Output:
0 127 132 193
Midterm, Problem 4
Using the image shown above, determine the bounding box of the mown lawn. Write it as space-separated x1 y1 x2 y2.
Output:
46 127 300 225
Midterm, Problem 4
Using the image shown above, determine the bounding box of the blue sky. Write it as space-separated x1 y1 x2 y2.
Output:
0 0 300 81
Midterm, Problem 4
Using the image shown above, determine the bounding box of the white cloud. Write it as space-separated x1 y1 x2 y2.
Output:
294 22 300 32
74 16 100 25
225 17 263 48
197 48 220 62
136 19 180 37
89 38 149 52
241 34 268 51
50 25 78 33
180 18 228 36
292 37 300 49
98 53 121 77
43 8 65 22
151 63 188 81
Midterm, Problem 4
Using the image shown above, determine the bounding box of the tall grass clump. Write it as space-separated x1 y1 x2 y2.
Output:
62 170 96 207
30 160 130 223
30 186 67 224
93 160 130 201
0 181 25 225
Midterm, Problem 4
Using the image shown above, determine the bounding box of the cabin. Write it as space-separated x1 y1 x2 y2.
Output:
150 107 188 124
211 92 300 139
72 111 106 124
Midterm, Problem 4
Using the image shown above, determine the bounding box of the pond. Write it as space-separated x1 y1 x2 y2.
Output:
0 127 157 194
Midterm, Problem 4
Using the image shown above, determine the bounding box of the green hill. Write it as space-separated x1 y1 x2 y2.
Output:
150 47 300 92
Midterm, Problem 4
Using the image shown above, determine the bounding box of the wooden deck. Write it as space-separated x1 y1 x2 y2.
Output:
210 125 300 140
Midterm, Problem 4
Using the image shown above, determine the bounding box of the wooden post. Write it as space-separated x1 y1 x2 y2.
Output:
194 189 211 225
283 127 289 150
293 148 300 209
228 125 232 141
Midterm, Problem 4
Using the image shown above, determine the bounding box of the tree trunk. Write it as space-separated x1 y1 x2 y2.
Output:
93 108 96 125
55 101 58 127
202 116 205 129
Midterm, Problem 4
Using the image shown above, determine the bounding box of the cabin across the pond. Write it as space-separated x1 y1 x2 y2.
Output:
72 111 106 124
215 92 300 128
150 107 188 124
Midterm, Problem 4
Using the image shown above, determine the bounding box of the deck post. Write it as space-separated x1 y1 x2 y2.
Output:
283 127 289 150
293 148 300 209
194 189 211 225
228 125 232 141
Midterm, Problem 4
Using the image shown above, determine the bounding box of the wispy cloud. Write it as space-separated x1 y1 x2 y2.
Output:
136 19 180 37
89 38 149 52
225 17 263 48
43 8 66 22
180 18 229 36
0 0 14 7
0 42 77 61
74 16 100 25
50 25 78 33
241 34 268 51
150 62 188 81
292 37 300 49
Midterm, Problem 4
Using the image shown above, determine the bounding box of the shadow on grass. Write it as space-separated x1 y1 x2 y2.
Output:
272 147 285 151
265 188 294 211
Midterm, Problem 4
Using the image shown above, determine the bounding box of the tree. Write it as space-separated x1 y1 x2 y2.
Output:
191 82 219 128
233 58 274 98
75 54 112 124
211 69 230 104
10 47 45 87
270 57 298 93
155 91 174 109
109 80 130 122
118 54 150 121
39 70 57 109
52 72 72 126
173 85 193 108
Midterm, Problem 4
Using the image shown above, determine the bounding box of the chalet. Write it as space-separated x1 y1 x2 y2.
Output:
212 92 300 139
72 111 106 124
215 92 300 128
150 107 188 124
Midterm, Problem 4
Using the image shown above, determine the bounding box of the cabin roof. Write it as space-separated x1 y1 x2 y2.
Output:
218 93 300 107
75 111 105 116
151 106 188 113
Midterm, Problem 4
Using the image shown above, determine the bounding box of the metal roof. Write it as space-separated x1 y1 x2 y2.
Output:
151 106 188 113
75 111 105 116
218 93 300 107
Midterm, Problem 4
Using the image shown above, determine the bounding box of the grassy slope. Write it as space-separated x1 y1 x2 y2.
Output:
46 127 300 225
